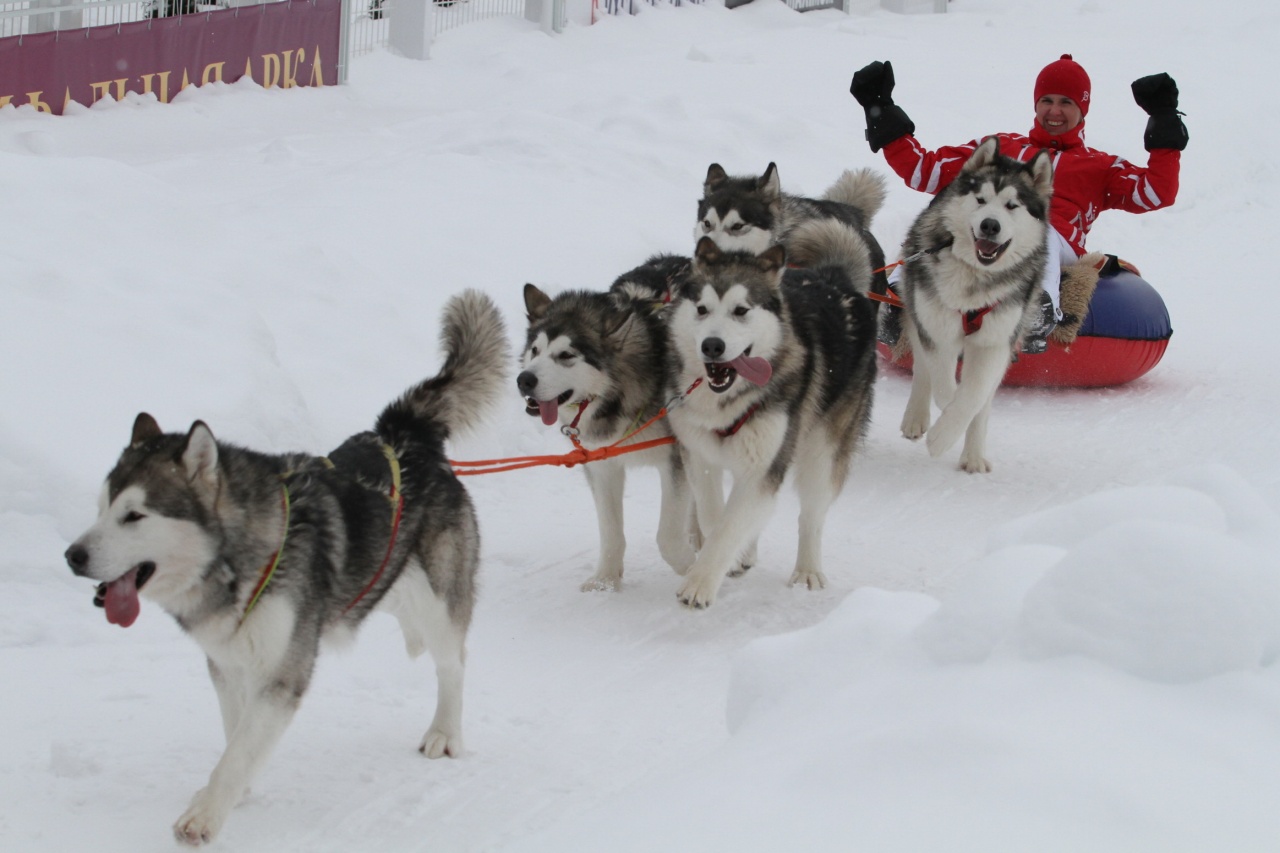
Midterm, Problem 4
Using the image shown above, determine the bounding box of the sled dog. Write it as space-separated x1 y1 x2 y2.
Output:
519 255 696 591
64 291 509 845
898 136 1053 473
695 162 892 296
664 219 878 609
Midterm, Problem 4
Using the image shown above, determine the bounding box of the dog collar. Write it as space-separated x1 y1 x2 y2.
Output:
716 403 761 438
962 304 998 335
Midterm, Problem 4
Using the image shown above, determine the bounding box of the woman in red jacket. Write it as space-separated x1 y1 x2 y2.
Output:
850 55 1187 349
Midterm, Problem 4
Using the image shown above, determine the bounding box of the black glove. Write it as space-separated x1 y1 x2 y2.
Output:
850 60 915 154
1131 72 1188 151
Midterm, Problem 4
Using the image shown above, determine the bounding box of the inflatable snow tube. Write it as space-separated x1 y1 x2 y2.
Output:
878 270 1172 388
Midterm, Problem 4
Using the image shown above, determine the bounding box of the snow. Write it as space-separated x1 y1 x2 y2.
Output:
3 0 1279 850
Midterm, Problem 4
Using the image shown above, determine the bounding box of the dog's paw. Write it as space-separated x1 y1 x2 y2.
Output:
788 568 827 590
959 451 992 474
419 729 463 759
173 789 228 847
676 571 722 610
901 411 930 441
580 572 621 592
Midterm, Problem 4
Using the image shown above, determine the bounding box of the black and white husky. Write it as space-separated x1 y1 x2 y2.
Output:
898 136 1053 473
64 291 509 845
519 255 696 591
695 162 891 296
664 219 879 609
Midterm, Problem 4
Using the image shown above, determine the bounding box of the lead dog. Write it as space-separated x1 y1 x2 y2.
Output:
64 291 508 845
664 218 878 609
898 136 1053 473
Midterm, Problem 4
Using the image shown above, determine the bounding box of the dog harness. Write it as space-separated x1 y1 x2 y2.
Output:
962 305 998 335
240 444 404 624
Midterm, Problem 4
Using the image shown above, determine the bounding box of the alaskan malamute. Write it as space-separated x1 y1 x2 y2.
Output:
664 219 879 609
518 255 696 591
64 291 508 845
898 136 1053 473
694 161 891 299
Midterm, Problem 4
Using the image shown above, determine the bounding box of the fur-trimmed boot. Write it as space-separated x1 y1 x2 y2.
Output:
1050 251 1106 346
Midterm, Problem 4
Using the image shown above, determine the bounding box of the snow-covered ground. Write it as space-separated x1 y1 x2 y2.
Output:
3 1 1279 850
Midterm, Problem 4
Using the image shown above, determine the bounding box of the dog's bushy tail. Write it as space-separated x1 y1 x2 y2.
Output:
786 218 875 295
822 167 888 222
388 290 510 440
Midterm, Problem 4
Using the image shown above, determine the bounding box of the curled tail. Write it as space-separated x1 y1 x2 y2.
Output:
785 218 875 295
822 167 888 222
388 290 511 440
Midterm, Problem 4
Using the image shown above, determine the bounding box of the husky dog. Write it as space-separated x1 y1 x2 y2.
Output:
695 162 891 297
518 255 696 591
898 136 1053 473
664 219 878 609
64 292 508 846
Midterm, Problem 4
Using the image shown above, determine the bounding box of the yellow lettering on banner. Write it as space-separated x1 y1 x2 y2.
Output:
261 54 282 90
244 57 253 82
140 71 172 104
26 91 53 113
201 63 226 86
281 49 303 89
180 68 193 93
0 96 11 109
63 87 73 112
309 47 325 87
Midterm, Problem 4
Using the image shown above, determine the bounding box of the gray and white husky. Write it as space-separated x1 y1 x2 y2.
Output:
64 291 509 846
898 136 1053 473
665 219 879 609
695 162 891 296
519 254 696 591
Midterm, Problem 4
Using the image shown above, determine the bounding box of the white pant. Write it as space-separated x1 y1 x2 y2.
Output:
890 229 1077 320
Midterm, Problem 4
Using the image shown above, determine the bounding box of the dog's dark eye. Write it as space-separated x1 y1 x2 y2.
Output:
976 196 987 205
733 306 749 317
729 223 745 233
530 346 540 357
701 220 712 232
555 352 575 363
123 511 145 524
1005 201 1020 211
696 305 708 317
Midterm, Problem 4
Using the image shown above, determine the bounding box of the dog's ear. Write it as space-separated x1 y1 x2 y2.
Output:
963 136 1001 173
605 306 636 342
760 163 781 202
1028 149 1054 197
703 163 728 194
757 244 787 276
694 236 723 267
131 413 162 448
181 421 220 496
523 283 552 322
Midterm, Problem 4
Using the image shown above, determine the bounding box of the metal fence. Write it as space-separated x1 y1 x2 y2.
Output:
348 0 527 58
0 1 289 37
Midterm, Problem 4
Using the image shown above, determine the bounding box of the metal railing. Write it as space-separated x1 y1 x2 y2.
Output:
0 0 282 37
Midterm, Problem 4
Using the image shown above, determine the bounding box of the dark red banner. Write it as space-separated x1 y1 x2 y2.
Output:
0 0 341 115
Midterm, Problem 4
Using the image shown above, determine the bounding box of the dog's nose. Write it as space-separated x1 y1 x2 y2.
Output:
701 337 726 361
66 543 89 575
979 218 1001 239
516 370 538 396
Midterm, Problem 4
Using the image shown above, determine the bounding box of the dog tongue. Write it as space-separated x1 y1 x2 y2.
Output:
538 398 559 426
729 353 772 386
103 567 141 628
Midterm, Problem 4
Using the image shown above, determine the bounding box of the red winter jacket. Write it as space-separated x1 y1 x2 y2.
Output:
881 122 1181 256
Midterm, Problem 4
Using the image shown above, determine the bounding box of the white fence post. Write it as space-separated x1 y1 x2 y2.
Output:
27 0 83 34
390 0 437 60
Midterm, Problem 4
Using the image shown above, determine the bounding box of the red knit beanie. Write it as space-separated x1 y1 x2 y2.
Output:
1034 54 1091 115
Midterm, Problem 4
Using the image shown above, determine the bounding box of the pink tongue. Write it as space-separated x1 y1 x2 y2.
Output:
103 568 141 628
729 354 772 386
538 398 559 426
